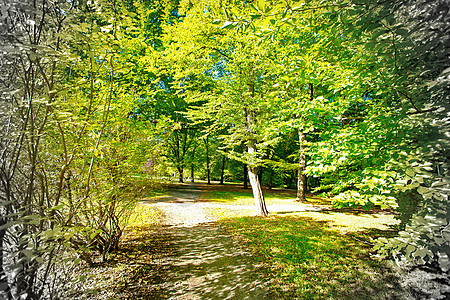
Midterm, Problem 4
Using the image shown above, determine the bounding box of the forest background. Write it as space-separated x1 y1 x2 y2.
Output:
0 0 448 298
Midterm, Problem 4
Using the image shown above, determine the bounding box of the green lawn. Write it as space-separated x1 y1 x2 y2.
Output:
200 188 331 206
219 215 404 299
207 187 405 299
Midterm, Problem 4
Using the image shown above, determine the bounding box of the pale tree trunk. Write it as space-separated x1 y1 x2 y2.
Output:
296 128 306 202
248 139 269 216
245 96 268 216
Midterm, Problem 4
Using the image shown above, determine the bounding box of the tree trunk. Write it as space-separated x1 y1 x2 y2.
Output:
204 136 211 185
0 218 12 299
296 84 313 201
287 171 294 189
296 129 306 201
177 166 184 183
248 140 269 216
220 155 226 185
243 163 248 189
244 82 268 216
191 146 195 183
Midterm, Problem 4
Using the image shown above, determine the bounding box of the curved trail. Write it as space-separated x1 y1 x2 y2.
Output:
142 184 323 227
138 184 272 300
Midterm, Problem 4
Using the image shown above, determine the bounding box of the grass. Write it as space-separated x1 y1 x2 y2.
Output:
205 187 405 299
219 214 404 299
199 187 331 206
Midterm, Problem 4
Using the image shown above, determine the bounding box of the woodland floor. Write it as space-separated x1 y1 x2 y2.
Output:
66 183 450 300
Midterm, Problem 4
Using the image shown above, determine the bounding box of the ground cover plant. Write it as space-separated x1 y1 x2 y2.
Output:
199 184 330 206
203 186 407 298
219 214 405 299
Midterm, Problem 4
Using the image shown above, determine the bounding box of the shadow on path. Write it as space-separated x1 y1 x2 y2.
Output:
115 184 272 299
154 223 271 300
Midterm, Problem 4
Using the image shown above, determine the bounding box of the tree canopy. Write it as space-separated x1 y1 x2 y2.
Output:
0 0 448 297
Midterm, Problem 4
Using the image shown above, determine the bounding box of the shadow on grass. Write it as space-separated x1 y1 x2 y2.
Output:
95 226 173 298
220 215 407 300
323 206 397 216
105 224 271 299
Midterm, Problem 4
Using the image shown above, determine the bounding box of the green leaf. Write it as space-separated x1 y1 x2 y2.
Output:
256 0 265 12
405 168 415 177
90 229 103 240
396 28 409 36
221 21 236 30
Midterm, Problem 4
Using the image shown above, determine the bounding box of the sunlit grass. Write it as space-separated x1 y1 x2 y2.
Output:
283 211 400 234
200 189 331 206
205 207 254 220
218 212 403 299
127 204 165 228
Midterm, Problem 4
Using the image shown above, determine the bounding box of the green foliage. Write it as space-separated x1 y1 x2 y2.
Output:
0 0 171 297
2 0 448 296
210 0 449 269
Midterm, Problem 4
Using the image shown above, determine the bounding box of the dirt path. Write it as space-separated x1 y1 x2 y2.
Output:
143 184 323 227
137 184 272 299
146 224 271 300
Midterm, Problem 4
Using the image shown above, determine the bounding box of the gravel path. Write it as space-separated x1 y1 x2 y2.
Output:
141 184 323 227
137 184 273 299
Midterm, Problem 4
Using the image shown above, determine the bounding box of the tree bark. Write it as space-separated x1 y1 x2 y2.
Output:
220 155 226 185
0 218 12 299
243 163 248 189
177 166 184 183
296 128 306 202
248 140 269 216
245 97 268 216
204 136 211 185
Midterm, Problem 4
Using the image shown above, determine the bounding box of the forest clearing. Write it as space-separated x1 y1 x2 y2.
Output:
0 0 448 299
63 183 449 299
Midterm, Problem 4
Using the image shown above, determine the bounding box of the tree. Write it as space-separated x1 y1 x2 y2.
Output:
158 1 280 215
0 0 174 297
222 0 449 269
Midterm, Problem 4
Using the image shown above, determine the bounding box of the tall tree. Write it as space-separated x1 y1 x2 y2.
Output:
159 1 278 215
224 0 449 269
